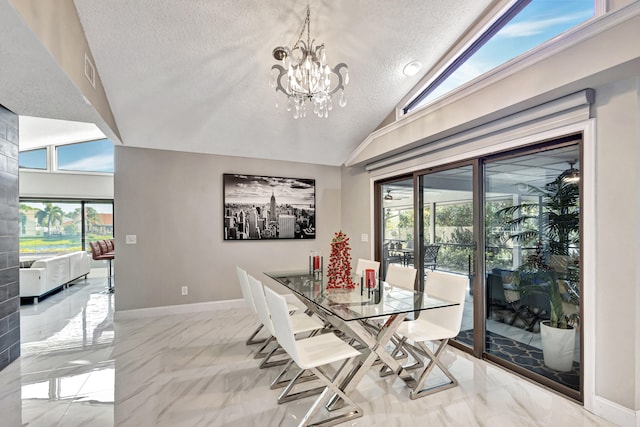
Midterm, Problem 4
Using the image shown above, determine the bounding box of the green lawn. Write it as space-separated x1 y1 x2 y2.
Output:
20 234 113 253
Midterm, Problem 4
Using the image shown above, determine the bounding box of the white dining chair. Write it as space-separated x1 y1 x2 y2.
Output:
247 274 324 369
264 285 363 426
237 266 301 346
236 266 266 345
384 270 467 399
385 263 417 290
372 264 417 359
354 258 380 276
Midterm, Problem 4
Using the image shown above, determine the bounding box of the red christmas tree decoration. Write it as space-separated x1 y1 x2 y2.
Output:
326 231 355 289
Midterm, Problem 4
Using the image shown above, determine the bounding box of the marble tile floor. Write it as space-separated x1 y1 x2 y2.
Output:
0 273 615 427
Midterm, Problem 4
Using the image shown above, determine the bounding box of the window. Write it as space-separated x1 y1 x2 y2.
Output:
375 137 583 400
404 0 595 113
19 199 114 257
19 148 47 170
19 201 82 256
85 202 113 242
56 139 114 173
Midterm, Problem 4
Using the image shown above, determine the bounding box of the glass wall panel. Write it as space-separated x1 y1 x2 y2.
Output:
381 179 414 279
19 200 114 262
484 143 581 393
420 165 474 343
85 202 114 242
19 201 82 258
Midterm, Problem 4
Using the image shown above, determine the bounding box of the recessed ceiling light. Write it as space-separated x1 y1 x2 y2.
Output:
403 61 422 77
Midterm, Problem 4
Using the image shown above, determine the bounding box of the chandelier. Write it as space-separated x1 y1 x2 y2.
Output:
270 5 349 119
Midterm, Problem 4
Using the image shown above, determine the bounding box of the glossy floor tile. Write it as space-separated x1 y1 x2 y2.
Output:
0 271 615 426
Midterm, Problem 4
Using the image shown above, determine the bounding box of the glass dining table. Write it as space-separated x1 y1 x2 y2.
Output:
264 269 459 405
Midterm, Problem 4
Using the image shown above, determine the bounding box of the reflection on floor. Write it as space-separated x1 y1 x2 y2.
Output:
0 272 612 426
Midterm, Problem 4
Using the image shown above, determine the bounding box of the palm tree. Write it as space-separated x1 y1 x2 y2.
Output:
85 207 99 233
35 203 64 238
66 208 81 222
496 173 579 257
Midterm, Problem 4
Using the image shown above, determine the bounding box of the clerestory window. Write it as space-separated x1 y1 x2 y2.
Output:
403 0 596 114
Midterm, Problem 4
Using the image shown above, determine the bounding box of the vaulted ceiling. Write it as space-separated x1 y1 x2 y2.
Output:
1 0 498 166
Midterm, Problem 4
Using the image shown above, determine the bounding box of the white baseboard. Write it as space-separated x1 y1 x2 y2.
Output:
592 395 639 427
114 298 246 320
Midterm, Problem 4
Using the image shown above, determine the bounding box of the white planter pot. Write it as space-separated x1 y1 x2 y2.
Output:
540 320 576 372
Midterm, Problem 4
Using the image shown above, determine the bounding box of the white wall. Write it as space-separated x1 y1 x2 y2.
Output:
114 146 341 311
340 164 375 263
592 76 640 413
20 170 113 199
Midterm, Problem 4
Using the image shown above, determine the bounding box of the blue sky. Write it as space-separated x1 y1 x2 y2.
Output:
416 0 595 107
19 148 46 169
57 139 114 173
19 139 114 173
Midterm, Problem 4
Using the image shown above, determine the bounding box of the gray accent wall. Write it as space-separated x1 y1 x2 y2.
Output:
114 146 341 311
0 105 20 371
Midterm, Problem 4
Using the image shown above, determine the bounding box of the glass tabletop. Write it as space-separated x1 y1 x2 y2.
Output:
264 270 458 322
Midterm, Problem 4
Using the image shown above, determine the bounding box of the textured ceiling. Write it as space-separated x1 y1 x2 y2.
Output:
0 1 108 133
1 0 496 166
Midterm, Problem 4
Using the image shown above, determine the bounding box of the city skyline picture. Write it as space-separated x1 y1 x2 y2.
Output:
223 174 316 240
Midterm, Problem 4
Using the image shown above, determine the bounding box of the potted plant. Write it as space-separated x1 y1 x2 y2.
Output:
514 255 578 371
496 166 580 371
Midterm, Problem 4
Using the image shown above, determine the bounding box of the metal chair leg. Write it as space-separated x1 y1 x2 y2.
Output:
245 324 267 345
107 259 114 293
410 339 457 399
297 364 363 426
276 361 325 404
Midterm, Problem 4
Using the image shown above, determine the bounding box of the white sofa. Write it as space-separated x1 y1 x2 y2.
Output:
20 251 91 303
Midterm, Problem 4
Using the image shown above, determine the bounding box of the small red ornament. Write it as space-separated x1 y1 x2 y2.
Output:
326 231 355 289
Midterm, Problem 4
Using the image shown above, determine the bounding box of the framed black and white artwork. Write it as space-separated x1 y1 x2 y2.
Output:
223 174 316 240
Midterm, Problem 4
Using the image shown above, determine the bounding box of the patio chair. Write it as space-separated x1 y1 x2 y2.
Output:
383 242 403 268
423 244 440 270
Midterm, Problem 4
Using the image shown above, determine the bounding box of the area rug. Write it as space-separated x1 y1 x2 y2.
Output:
456 329 579 391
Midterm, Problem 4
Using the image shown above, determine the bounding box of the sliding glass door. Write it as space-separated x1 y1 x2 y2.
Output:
375 136 583 400
418 164 475 345
380 178 415 280
483 141 581 399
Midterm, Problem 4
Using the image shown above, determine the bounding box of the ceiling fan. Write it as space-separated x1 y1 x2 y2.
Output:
384 189 409 201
